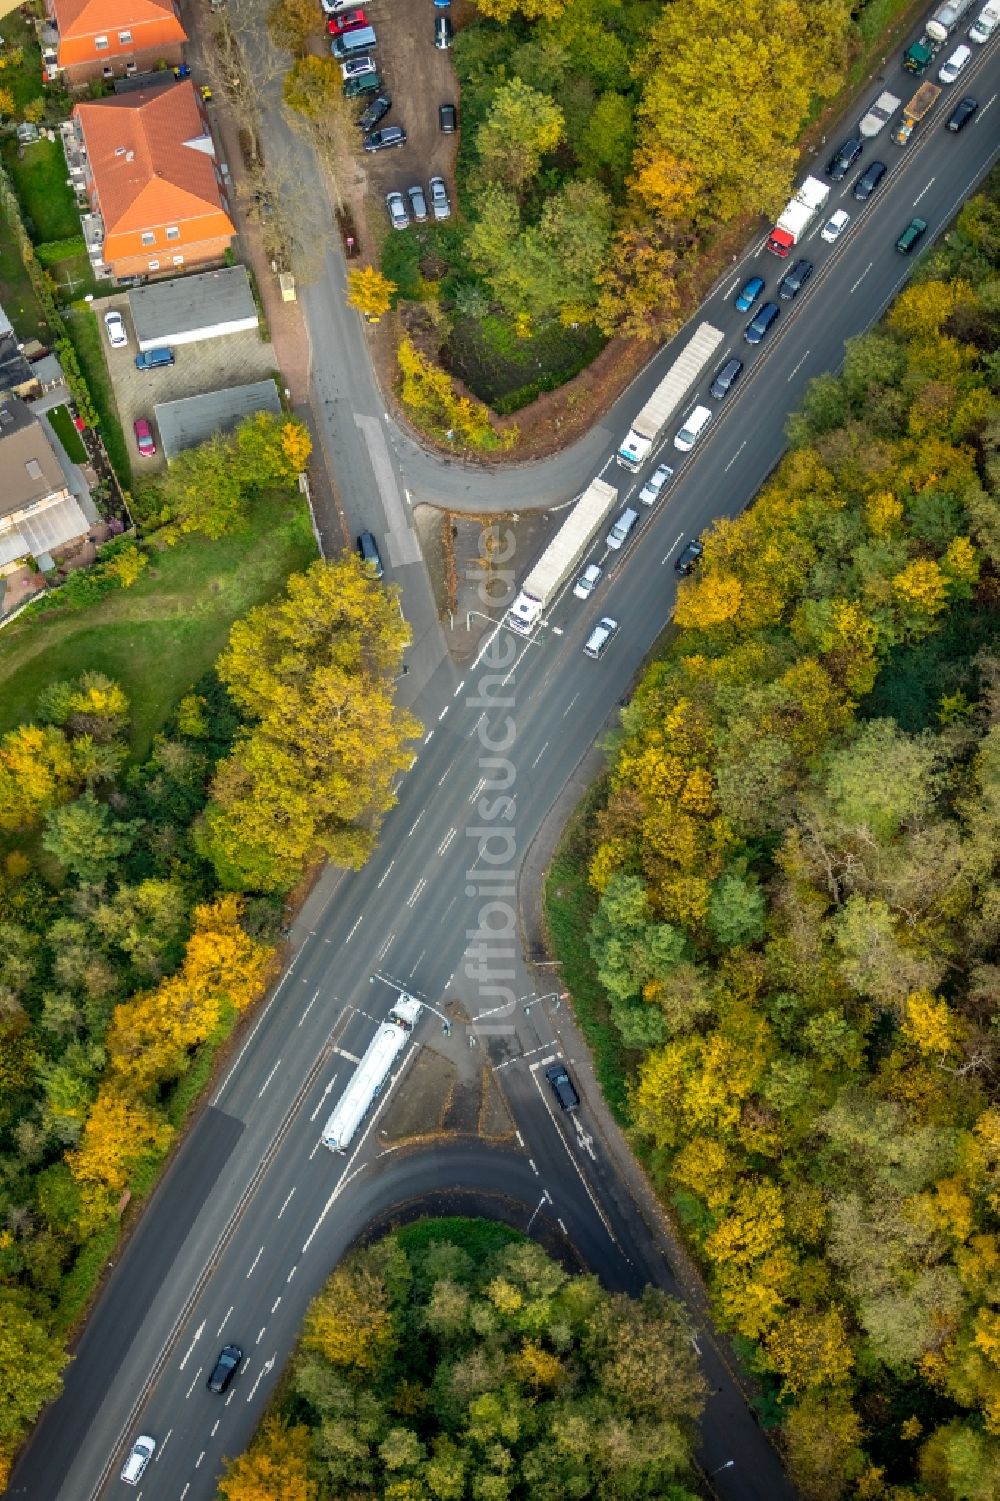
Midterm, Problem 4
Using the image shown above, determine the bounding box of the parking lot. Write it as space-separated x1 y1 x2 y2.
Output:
97 294 278 470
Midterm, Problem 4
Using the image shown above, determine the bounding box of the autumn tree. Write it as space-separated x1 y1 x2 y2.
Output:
476 79 565 193
218 1419 317 1501
347 266 396 323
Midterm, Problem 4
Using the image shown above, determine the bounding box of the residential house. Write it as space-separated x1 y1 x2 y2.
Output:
44 0 186 88
0 398 90 574
0 304 40 402
70 81 235 282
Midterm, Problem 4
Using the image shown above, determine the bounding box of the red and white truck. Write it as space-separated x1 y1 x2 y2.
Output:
767 176 831 258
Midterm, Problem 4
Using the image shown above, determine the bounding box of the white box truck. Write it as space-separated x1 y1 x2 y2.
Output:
767 176 831 257
506 477 618 636
616 322 725 471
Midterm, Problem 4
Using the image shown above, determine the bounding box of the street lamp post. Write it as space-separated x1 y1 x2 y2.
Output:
708 1459 735 1481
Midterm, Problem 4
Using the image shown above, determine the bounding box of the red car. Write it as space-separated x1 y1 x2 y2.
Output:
133 417 156 457
326 7 367 33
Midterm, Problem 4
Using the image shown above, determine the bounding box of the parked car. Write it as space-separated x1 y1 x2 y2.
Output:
357 530 384 577
947 96 978 131
121 1436 156 1486
364 124 406 152
639 462 673 505
428 175 450 220
734 275 764 312
709 356 743 399
133 417 156 457
134 346 174 370
826 136 862 181
820 208 850 242
675 539 703 575
744 301 779 345
435 14 453 46
408 184 428 222
386 190 409 230
207 1345 243 1394
583 618 618 660
357 93 391 131
343 69 381 97
572 562 602 600
341 55 377 80
321 0 359 11
331 23 377 58
438 102 457 133
777 258 813 299
326 7 367 34
896 216 928 254
104 309 127 348
853 160 886 201
545 1062 580 1110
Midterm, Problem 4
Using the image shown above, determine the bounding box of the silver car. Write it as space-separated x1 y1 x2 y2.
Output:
408 184 427 222
572 562 602 600
428 175 451 220
639 463 673 505
386 190 409 230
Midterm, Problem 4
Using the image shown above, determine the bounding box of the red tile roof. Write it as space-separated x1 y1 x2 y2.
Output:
51 0 185 42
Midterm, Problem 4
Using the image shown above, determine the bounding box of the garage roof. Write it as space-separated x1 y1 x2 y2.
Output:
129 266 258 348
154 381 282 460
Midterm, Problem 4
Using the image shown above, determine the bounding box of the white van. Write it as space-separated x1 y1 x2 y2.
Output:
938 44 971 82
584 617 618 659
970 3 1000 42
605 507 638 550
121 1436 156 1485
673 404 712 453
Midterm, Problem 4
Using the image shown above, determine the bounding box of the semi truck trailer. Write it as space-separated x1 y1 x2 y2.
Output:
616 322 724 471
320 995 422 1154
505 477 619 636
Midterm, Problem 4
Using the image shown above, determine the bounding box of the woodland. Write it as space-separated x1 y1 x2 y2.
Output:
219 1218 707 1501
552 180 1000 1499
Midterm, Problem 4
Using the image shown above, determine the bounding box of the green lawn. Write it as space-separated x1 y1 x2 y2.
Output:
65 304 131 484
46 403 88 462
0 16 48 116
0 206 49 342
3 139 82 243
0 499 318 759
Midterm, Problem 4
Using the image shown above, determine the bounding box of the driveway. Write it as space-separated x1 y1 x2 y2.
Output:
97 294 278 470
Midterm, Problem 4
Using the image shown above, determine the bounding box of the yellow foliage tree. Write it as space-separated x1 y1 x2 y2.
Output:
902 990 958 1057
474 0 567 18
218 1419 318 1501
397 339 503 451
763 1305 854 1396
888 279 974 340
0 723 81 830
892 558 948 618
304 1262 395 1370
68 1086 173 1228
347 266 396 323
673 574 743 630
101 543 148 589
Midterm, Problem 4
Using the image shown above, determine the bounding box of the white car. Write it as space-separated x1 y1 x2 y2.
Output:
121 1435 156 1486
341 55 376 79
572 562 602 600
639 463 673 505
428 175 451 221
821 208 850 243
104 309 127 348
321 0 357 11
386 191 409 231
605 507 638 551
584 617 618 659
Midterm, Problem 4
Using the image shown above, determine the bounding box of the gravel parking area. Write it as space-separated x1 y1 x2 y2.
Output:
96 293 278 470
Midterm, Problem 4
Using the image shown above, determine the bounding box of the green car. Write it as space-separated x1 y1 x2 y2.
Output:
343 70 381 99
895 217 928 254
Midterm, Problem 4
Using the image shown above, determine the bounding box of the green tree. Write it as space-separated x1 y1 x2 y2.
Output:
476 79 565 193
0 1297 67 1444
41 793 141 885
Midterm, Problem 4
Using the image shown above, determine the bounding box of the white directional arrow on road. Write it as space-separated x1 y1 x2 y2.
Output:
247 1355 276 1403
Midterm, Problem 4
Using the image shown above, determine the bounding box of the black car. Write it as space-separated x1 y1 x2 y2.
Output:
545 1062 579 1112
826 136 862 181
853 160 886 201
434 13 452 46
358 94 391 131
207 1345 243 1394
363 124 406 152
744 301 780 345
438 102 457 133
675 539 703 575
947 97 978 132
709 356 743 399
777 258 813 300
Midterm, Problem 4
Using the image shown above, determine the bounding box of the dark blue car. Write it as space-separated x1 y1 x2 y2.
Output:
744 301 780 345
734 275 765 312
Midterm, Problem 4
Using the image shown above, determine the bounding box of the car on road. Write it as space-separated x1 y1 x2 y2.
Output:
121 1436 155 1486
435 14 453 46
826 136 862 181
583 618 618 661
605 506 638 550
777 258 813 299
896 216 928 254
820 208 850 242
133 417 156 457
428 175 451 220
639 462 673 504
947 96 978 131
343 69 381 97
439 102 457 133
545 1062 580 1110
104 309 127 348
357 530 384 577
326 6 367 33
853 160 886 201
408 184 428 222
674 403 712 452
938 43 971 83
341 55 377 80
357 93 390 131
675 538 703 575
207 1344 243 1394
709 356 743 399
386 190 409 230
572 562 602 600
134 346 174 370
744 301 779 345
734 275 764 312
364 124 406 152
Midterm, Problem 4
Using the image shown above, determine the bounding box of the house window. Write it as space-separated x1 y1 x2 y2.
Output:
165 226 180 241
95 34 109 48
172 255 184 265
148 259 160 270
141 231 155 246
118 29 132 43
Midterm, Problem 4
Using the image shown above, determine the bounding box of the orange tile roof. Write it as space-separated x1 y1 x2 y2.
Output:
75 83 234 255
51 0 186 42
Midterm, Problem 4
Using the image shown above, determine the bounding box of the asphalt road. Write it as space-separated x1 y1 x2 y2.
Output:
8 20 1000 1501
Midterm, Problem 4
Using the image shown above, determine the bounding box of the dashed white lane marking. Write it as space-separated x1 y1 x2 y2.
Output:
246 1247 263 1278
406 878 427 908
377 860 395 888
345 915 362 942
438 828 457 855
257 1059 281 1098
530 742 548 769
561 693 579 719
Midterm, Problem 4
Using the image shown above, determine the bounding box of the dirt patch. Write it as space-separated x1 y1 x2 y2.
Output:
479 1065 515 1140
384 1047 455 1143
